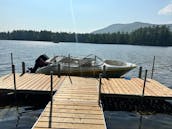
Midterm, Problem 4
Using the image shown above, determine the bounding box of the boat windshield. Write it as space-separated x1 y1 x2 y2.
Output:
53 54 104 67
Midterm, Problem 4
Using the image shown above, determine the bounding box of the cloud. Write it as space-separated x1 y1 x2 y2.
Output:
158 3 172 15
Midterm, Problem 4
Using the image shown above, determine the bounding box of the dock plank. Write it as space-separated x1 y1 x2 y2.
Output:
32 76 106 129
0 73 62 92
1 73 172 98
101 77 172 99
1 73 172 129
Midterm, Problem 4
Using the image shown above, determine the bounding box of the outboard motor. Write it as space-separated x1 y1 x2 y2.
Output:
29 54 49 73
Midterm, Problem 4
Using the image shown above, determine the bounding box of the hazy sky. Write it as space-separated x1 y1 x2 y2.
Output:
0 0 172 33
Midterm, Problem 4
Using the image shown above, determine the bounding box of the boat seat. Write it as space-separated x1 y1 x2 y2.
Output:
79 59 92 67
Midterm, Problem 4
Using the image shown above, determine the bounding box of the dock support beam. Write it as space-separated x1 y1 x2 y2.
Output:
142 70 147 96
138 66 142 79
98 73 102 106
49 71 53 128
151 56 155 79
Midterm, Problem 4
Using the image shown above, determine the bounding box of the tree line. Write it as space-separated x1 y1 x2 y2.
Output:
0 25 171 46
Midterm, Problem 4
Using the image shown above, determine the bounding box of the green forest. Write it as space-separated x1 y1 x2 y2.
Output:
0 25 171 46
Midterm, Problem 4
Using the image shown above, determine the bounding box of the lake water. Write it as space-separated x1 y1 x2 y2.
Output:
0 40 172 129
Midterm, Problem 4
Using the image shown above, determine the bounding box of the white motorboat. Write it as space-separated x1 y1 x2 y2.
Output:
31 54 136 77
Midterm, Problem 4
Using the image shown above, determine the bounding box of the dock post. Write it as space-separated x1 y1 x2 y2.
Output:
151 56 155 79
93 56 96 77
49 71 53 128
68 54 72 83
22 62 25 74
142 70 147 97
138 66 142 78
11 53 14 74
98 73 102 106
10 53 14 66
68 54 71 76
50 71 53 99
95 55 97 62
58 63 61 78
12 64 17 96
103 65 106 77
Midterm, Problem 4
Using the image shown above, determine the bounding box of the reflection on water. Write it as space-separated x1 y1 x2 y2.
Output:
0 93 50 129
0 106 42 129
0 40 172 129
138 115 143 129
105 111 172 129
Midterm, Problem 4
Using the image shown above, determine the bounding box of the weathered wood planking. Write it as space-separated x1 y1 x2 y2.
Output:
1 73 172 128
101 78 172 98
1 73 172 99
32 76 106 129
0 73 65 92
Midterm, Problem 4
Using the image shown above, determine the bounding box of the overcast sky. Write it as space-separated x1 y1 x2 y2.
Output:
0 0 172 33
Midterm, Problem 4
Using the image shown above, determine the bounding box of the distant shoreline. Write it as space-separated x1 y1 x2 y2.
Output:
0 39 171 47
0 26 172 46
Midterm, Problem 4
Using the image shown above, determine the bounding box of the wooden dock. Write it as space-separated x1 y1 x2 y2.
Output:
0 73 65 93
1 73 172 128
101 78 172 99
1 73 172 99
32 76 106 129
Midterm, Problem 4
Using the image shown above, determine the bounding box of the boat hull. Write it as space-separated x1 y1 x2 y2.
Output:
36 65 135 77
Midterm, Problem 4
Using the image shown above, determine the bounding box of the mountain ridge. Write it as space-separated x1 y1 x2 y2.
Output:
92 22 172 34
